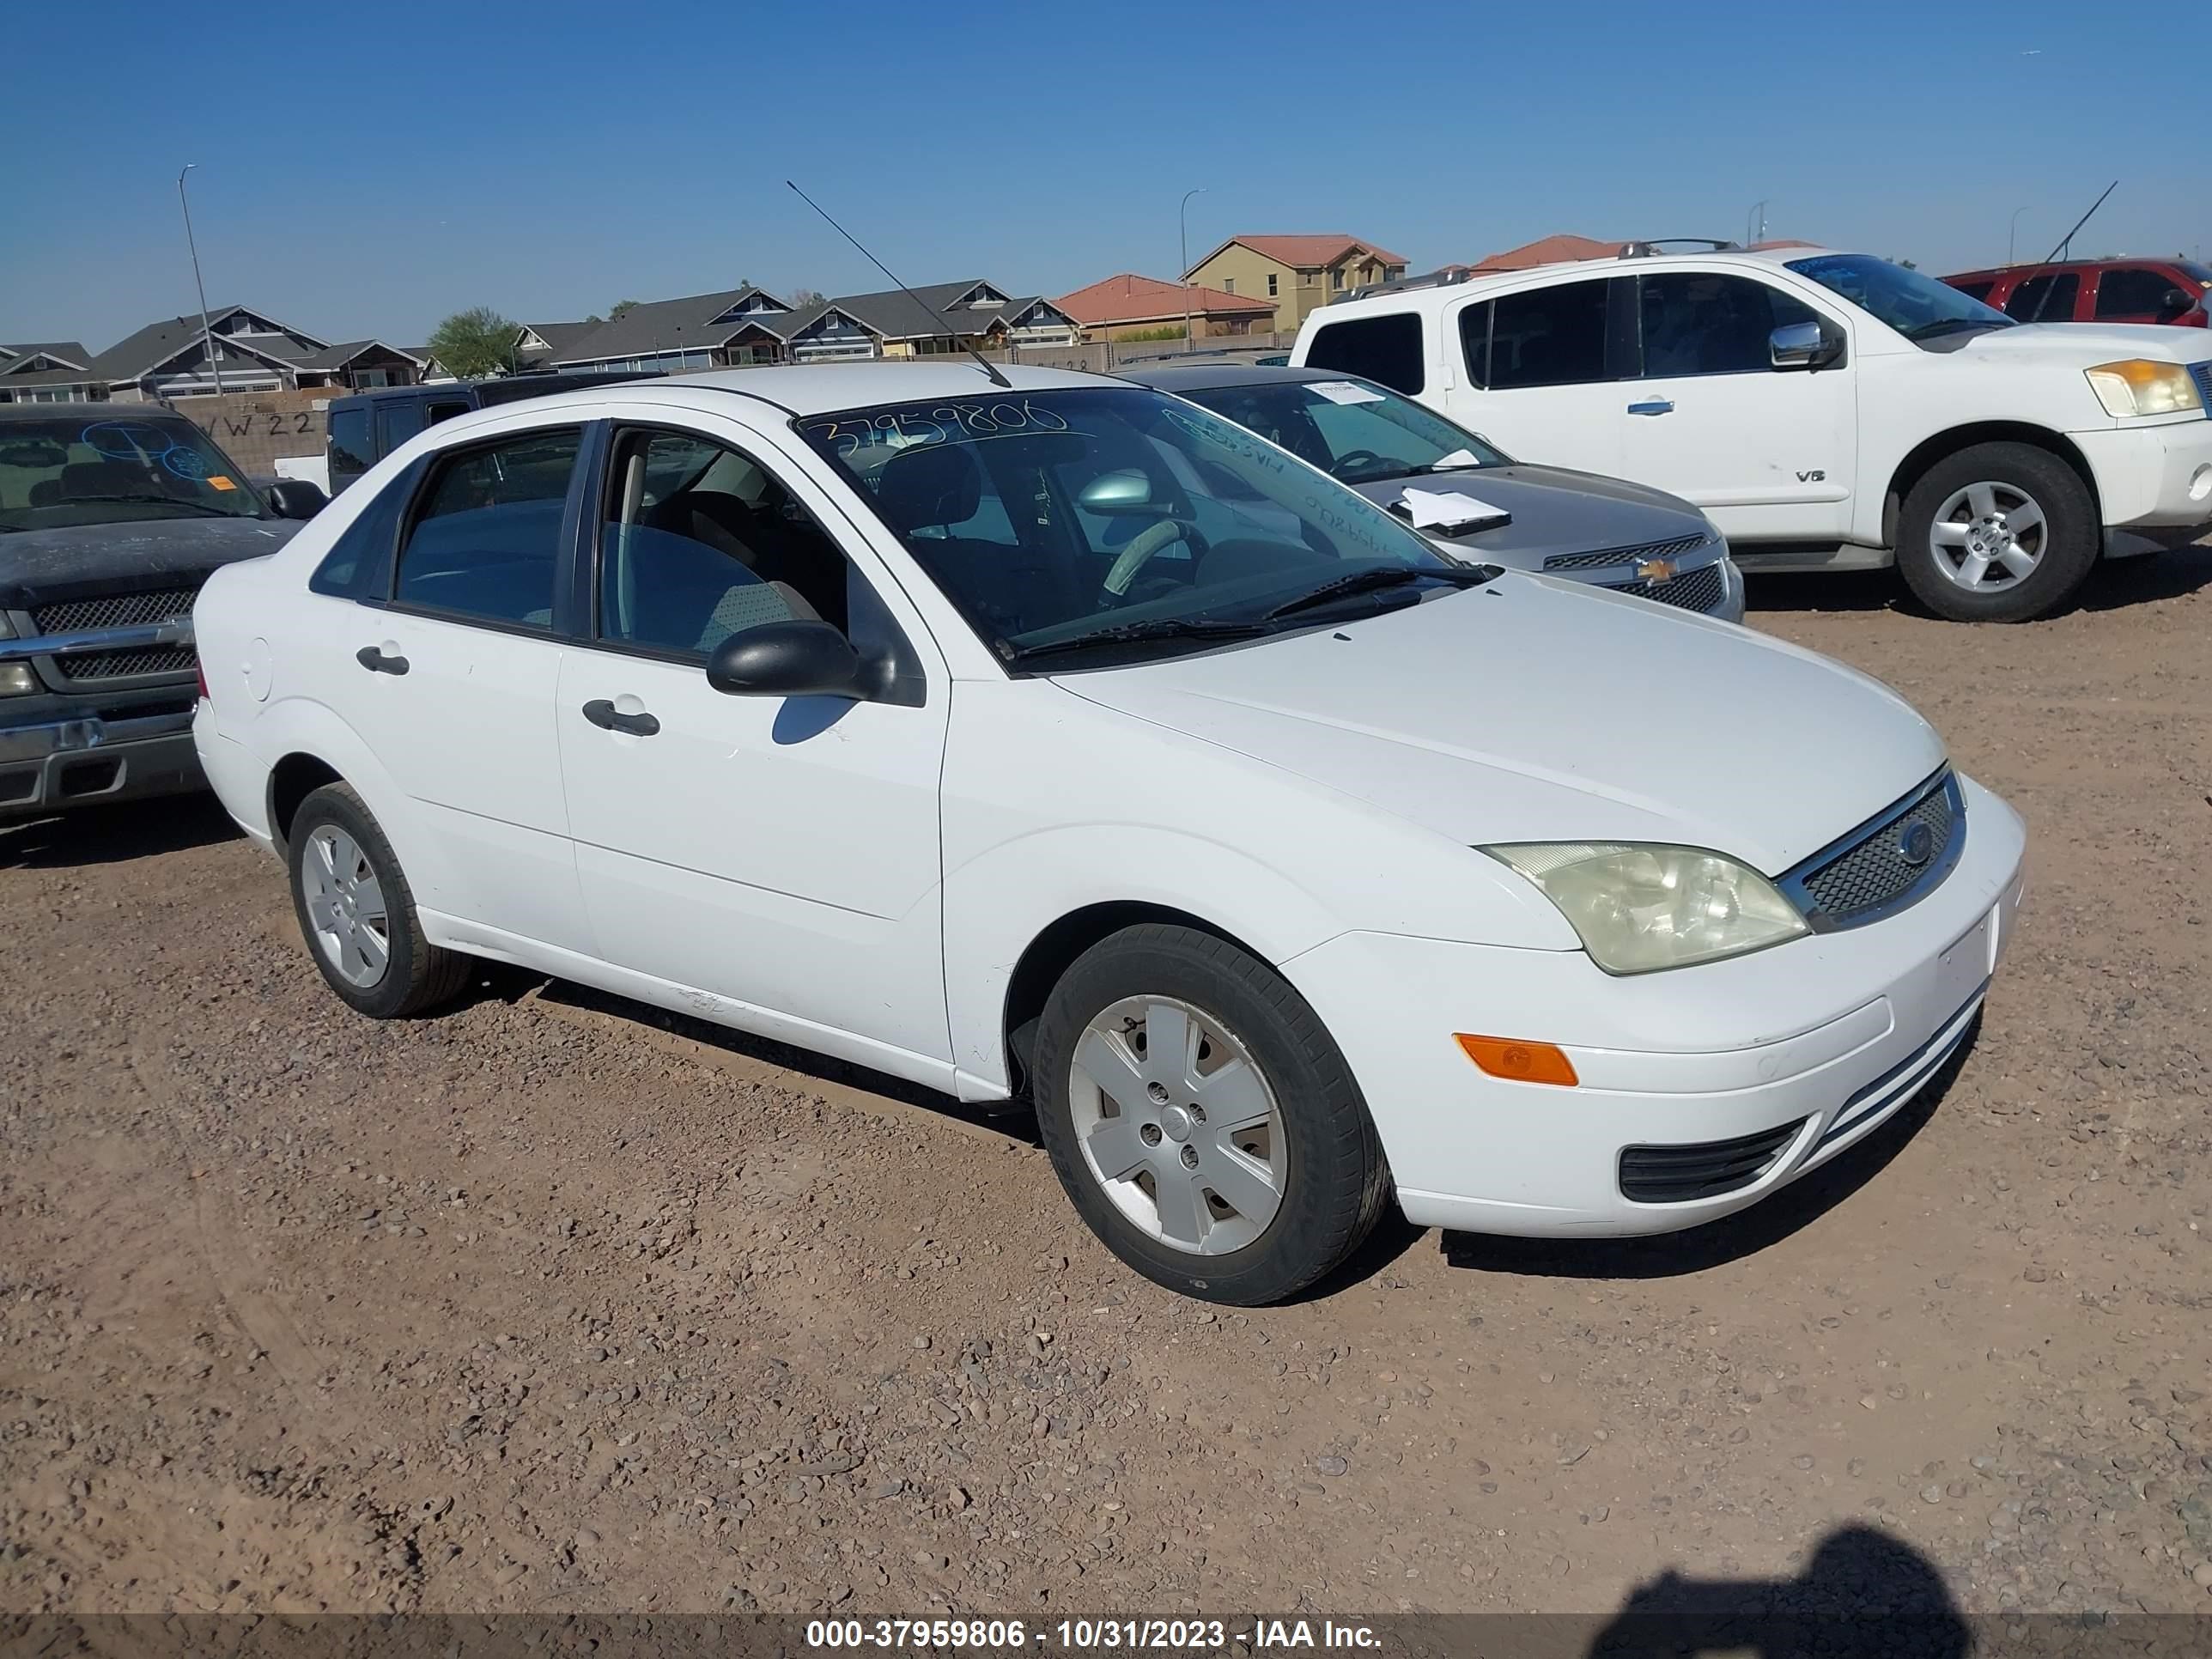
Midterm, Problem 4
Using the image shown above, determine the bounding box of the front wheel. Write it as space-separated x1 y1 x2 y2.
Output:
1031 924 1389 1304
1895 442 2098 622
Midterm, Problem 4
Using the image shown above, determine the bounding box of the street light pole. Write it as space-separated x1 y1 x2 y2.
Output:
1179 187 1207 355
1745 199 1769 246
177 164 224 397
2008 205 2032 265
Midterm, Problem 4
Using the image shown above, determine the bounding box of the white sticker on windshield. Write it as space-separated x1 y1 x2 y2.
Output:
1307 380 1385 405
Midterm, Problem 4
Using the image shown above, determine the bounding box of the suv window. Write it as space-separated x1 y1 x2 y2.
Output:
1638 273 1819 376
598 428 856 656
394 428 581 627
1455 301 1493 388
1490 279 1610 389
2094 267 2188 321
1949 279 1996 303
2003 272 2078 321
329 407 373 486
1301 313 1425 395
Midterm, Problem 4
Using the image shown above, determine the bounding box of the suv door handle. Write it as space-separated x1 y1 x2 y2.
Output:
356 645 409 675
1626 398 1675 416
581 698 660 737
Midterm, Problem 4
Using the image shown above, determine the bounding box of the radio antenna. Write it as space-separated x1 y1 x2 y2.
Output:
2025 180 2118 324
786 180 1012 389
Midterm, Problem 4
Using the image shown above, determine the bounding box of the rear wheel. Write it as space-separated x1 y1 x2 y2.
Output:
1031 923 1389 1304
1896 442 2097 622
287 782 470 1018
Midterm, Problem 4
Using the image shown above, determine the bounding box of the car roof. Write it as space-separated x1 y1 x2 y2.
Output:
1118 363 1340 393
0 400 191 423
1314 245 1849 318
419 362 1127 426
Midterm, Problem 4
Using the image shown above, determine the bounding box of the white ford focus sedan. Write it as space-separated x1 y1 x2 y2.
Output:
192 365 2026 1304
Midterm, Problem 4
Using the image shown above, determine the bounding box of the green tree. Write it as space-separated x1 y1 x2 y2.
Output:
427 307 520 379
609 299 642 319
788 288 825 308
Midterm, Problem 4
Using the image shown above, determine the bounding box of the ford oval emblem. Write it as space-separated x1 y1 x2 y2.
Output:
1897 819 1936 867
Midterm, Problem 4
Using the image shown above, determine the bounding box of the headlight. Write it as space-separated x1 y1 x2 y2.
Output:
1482 842 1808 974
2084 359 2204 418
0 662 38 696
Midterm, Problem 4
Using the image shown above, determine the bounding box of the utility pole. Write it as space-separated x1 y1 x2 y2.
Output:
1180 187 1207 355
177 165 224 396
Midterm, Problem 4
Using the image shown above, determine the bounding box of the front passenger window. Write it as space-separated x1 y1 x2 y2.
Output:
394 428 580 627
1638 273 1819 376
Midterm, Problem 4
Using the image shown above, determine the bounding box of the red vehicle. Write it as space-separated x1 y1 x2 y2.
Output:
1940 258 2209 326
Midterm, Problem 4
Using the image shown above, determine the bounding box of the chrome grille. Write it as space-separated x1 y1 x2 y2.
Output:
32 584 203 635
1788 773 1964 928
1602 561 1728 614
1543 532 1707 574
54 645 199 681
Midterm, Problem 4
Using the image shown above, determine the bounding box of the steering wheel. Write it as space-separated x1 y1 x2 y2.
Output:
1098 518 1206 607
1330 449 1390 479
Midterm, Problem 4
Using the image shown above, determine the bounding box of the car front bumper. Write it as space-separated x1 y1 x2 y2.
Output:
1284 773 2027 1237
0 707 204 821
2073 414 2212 532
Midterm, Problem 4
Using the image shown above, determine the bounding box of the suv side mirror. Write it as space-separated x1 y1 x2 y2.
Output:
1770 321 1839 371
264 478 327 520
2160 289 2191 317
707 620 864 700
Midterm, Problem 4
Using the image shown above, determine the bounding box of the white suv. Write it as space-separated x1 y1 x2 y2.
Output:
1293 243 2212 621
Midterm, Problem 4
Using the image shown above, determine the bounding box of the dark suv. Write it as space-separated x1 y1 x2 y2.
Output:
326 371 663 495
1940 258 2209 326
0 404 323 820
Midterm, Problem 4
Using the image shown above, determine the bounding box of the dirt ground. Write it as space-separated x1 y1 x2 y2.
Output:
3 551 2209 1625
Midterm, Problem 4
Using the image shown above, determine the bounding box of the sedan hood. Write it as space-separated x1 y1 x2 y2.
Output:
1342 464 1711 572
0 515 298 610
1959 320 2210 364
1057 576 1944 875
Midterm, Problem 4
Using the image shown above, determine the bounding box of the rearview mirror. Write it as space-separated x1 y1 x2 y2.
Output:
1077 470 1164 515
264 478 327 520
707 620 863 700
1770 321 1838 371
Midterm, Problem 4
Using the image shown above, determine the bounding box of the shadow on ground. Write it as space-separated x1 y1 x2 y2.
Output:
1744 540 2212 619
0 793 240 870
1439 1017 1977 1280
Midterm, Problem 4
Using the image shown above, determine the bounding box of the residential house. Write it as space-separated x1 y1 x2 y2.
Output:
533 288 799 374
283 341 425 390
46 305 423 401
1181 236 1408 333
778 281 1079 361
1468 234 1623 272
1055 274 1279 341
513 319 617 371
0 342 101 404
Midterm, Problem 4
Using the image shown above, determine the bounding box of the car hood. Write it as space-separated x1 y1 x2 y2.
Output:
1055 575 1944 875
1342 465 1713 572
1960 320 2210 365
0 514 298 610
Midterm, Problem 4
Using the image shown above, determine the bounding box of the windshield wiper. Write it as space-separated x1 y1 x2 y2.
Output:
1262 563 1493 622
1002 617 1272 665
1904 318 2011 342
59 494 240 517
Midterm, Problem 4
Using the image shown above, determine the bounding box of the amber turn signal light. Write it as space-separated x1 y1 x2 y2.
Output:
1455 1033 1578 1086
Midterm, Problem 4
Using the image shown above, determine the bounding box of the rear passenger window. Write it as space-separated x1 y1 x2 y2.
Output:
1302 313 1425 395
395 428 580 628
1490 279 1610 389
2094 268 2184 320
328 408 372 488
2004 272 2078 320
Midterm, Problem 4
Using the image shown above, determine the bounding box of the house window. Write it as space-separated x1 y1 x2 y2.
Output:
1267 274 1279 298
1331 269 1345 290
1299 269 1319 283
1223 278 1235 295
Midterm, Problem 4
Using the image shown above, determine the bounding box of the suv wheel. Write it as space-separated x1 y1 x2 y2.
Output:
1896 442 2097 622
287 782 471 1018
1031 923 1389 1304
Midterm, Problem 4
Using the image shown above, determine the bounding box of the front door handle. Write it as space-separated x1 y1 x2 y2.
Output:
581 698 660 737
1626 398 1675 416
356 645 409 675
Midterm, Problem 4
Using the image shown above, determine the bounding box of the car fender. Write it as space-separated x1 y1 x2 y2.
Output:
246 694 459 901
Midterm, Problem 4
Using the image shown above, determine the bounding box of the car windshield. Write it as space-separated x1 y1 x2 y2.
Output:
798 386 1473 665
0 416 266 532
1176 377 1510 485
1787 253 2016 343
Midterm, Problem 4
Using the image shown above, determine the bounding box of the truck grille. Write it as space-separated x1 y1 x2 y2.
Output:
31 584 204 635
1542 532 1708 574
1620 1119 1808 1203
1784 771 1965 929
2191 361 2212 413
1603 561 1727 614
54 646 199 681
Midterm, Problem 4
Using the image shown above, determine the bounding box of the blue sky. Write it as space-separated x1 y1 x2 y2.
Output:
8 0 2204 353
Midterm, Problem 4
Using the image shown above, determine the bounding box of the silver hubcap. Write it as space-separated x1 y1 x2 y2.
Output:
301 826 390 988
1067 996 1286 1256
1928 480 2046 593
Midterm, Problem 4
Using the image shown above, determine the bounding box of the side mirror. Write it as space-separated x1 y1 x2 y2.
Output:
2160 289 2191 316
1770 321 1840 371
706 620 863 699
264 478 327 520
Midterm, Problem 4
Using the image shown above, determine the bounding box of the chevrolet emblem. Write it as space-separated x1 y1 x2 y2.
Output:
1635 558 1678 583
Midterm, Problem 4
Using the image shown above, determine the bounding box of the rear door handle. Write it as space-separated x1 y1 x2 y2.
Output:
581 698 660 737
356 645 409 675
1626 398 1675 416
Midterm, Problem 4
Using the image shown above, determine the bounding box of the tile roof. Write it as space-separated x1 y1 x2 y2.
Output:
1057 273 1279 327
1194 235 1409 273
1469 234 1623 271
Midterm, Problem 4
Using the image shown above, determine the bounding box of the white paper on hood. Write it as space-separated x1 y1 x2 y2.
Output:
1397 487 1510 531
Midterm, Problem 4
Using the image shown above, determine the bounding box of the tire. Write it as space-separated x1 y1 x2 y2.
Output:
1031 923 1389 1305
1895 441 2098 622
286 781 471 1018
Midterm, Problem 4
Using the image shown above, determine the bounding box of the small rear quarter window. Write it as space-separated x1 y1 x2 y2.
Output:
1303 313 1426 396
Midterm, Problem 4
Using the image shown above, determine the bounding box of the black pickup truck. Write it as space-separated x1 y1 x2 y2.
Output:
325 370 662 494
0 403 324 821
